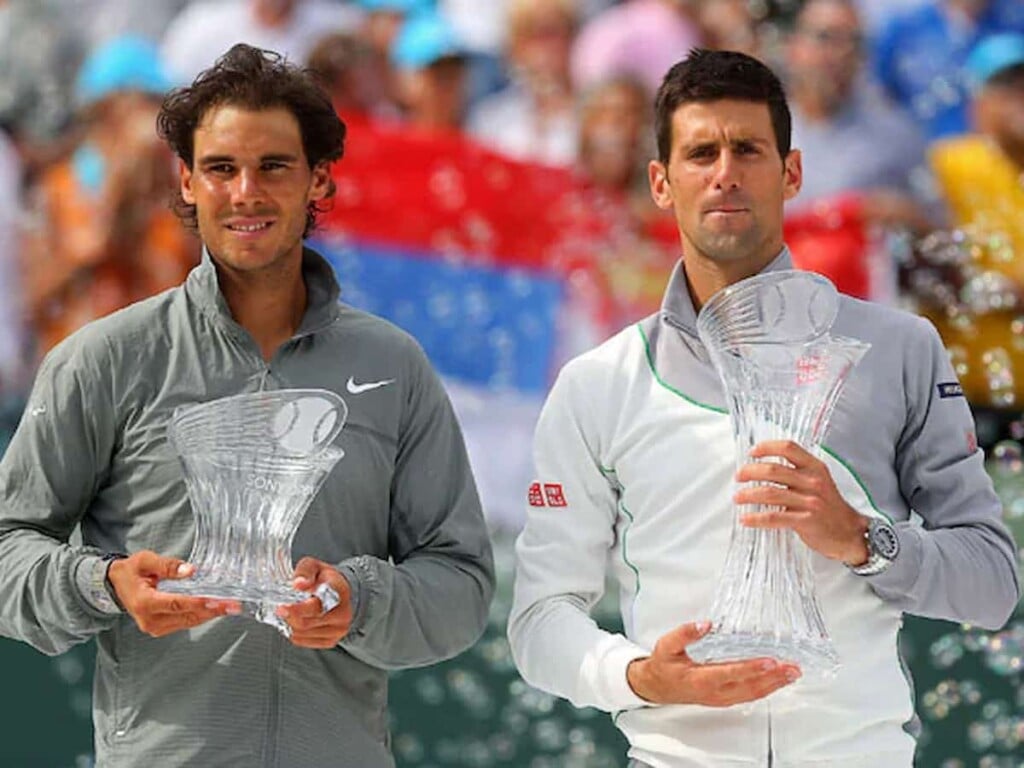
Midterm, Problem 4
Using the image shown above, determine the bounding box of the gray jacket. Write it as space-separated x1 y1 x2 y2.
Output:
0 248 495 767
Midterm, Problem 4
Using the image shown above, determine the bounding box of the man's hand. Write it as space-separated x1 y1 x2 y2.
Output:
626 622 801 707
107 551 241 637
734 440 869 565
275 557 353 649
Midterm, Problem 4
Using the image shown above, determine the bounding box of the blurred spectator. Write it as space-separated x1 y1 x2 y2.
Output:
440 0 511 107
570 0 702 96
783 0 934 303
391 10 470 131
851 0 931 36
21 36 200 357
696 0 763 59
577 76 656 226
873 0 1024 141
569 75 675 333
359 0 430 58
920 32 1024 410
0 0 83 177
787 0 930 216
355 0 433 121
307 31 399 120
468 0 579 166
65 0 191 48
161 0 363 83
0 126 28 421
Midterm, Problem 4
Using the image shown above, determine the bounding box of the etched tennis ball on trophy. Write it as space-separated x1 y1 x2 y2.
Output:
157 389 347 636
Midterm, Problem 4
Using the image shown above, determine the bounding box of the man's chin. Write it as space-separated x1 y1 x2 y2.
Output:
699 235 759 263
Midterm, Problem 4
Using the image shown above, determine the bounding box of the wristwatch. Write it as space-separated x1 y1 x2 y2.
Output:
85 553 128 615
849 517 900 576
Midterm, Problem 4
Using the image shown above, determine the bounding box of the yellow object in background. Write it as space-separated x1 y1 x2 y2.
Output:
927 135 1024 408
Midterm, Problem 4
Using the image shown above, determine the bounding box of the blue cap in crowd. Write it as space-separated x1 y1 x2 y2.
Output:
965 32 1024 88
356 0 433 13
391 11 468 70
75 35 172 106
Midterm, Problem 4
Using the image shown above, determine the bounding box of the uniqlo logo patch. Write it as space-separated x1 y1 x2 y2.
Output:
543 483 567 507
528 482 545 507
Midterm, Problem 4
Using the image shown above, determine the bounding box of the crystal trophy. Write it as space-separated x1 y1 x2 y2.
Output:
158 389 347 636
686 271 870 676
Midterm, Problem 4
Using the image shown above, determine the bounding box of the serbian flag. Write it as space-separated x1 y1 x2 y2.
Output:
312 116 675 528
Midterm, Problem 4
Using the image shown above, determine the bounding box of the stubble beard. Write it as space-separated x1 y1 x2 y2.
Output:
693 225 764 264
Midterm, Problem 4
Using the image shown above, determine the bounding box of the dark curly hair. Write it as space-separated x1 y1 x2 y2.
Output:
654 49 791 165
157 43 346 238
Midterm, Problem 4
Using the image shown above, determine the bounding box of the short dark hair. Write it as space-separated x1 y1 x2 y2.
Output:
988 61 1024 89
157 43 346 238
654 48 791 164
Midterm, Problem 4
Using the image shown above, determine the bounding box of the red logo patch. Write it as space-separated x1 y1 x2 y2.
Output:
528 482 546 507
966 429 978 454
796 354 825 385
543 483 567 507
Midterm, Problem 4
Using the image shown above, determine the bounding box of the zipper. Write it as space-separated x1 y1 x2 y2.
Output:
767 703 774 767
265 631 284 766
257 313 342 386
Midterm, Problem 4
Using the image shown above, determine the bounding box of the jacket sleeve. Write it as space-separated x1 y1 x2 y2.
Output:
507 359 649 713
0 339 120 655
868 317 1020 629
337 341 494 669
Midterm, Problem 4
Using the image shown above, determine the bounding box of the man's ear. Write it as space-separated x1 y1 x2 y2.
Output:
179 159 196 205
782 148 802 202
308 162 332 203
648 160 674 210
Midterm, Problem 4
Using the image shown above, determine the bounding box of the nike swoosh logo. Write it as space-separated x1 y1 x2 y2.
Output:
346 376 395 395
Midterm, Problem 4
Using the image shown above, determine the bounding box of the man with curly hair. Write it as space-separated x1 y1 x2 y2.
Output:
0 43 493 767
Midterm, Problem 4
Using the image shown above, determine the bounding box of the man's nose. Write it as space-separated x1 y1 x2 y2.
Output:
711 149 742 190
230 167 265 204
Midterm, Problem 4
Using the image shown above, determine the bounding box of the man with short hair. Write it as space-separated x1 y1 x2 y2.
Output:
0 43 494 767
509 48 1019 767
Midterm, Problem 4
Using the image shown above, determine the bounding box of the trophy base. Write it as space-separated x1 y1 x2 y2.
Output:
156 576 307 638
687 630 840 679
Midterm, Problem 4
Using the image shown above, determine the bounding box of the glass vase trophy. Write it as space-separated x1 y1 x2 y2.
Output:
158 389 347 637
686 271 870 676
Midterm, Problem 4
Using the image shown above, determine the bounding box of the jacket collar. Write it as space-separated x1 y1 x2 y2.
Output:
187 245 341 336
661 246 795 339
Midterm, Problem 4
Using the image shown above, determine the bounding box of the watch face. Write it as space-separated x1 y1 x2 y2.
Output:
868 519 900 560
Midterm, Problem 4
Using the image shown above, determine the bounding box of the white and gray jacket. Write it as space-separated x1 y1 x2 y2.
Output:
0 248 495 767
509 249 1019 768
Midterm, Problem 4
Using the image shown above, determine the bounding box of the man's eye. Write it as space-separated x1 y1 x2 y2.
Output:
262 162 287 171
208 164 233 174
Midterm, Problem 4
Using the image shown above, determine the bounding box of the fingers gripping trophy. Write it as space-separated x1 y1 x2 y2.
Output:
686 271 870 677
158 389 347 636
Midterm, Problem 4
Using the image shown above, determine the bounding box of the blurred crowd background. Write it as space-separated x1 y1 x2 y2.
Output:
1 0 1023 766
